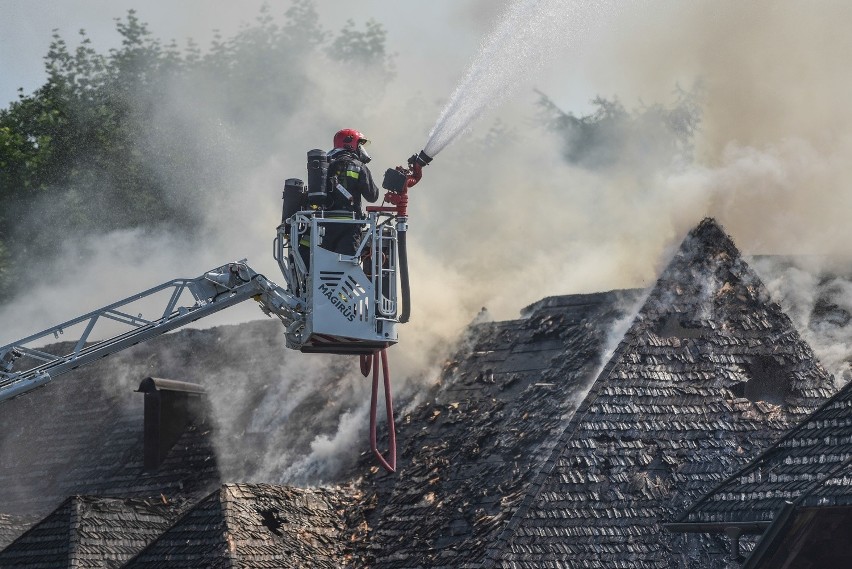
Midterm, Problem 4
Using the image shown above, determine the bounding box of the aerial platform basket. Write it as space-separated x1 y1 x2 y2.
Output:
274 210 401 355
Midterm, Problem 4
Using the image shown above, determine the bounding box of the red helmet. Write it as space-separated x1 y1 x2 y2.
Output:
333 128 369 151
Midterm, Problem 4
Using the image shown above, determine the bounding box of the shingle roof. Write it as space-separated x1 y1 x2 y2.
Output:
124 483 367 568
0 217 841 568
484 218 836 568
0 514 37 551
0 341 223 551
356 289 640 568
675 369 852 526
0 316 396 546
0 496 175 568
0 318 312 537
0 368 219 517
0 290 640 567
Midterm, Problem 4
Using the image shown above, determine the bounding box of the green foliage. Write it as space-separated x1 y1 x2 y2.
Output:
536 85 702 171
0 1 392 301
0 97 61 194
0 239 7 295
328 19 393 76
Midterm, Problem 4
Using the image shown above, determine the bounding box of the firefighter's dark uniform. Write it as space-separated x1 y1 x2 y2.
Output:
321 148 380 255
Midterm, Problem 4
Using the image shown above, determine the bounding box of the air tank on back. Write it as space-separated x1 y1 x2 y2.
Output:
306 149 328 208
281 178 305 225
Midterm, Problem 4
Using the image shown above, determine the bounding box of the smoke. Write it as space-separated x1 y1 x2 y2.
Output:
580 1 852 252
4 0 852 484
0 228 239 340
415 0 852 380
424 0 616 157
573 0 852 380
0 4 478 485
752 256 852 385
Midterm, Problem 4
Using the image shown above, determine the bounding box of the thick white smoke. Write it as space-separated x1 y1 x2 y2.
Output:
752 256 852 386
3 0 852 484
585 0 852 381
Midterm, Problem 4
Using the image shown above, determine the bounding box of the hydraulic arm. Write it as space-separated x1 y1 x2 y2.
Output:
0 261 302 403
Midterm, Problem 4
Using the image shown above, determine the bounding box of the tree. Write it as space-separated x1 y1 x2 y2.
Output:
328 19 392 71
0 1 393 302
536 85 702 171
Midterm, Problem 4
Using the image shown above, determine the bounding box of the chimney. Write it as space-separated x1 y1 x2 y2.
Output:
137 377 207 471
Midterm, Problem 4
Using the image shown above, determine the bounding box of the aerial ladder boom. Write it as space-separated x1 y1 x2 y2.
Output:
0 261 302 403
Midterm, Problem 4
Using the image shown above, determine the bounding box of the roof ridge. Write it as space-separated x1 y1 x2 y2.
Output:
691 217 740 255
481 320 645 567
220 485 238 568
0 497 76 567
68 497 84 568
483 219 737 561
120 486 229 569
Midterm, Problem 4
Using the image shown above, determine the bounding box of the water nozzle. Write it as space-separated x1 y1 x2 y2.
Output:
409 150 433 167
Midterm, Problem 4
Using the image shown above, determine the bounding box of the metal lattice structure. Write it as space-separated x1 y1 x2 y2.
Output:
0 210 404 403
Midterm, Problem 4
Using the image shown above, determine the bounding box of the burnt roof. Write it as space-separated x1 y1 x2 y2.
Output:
483 218 836 567
0 495 175 568
0 370 219 517
0 288 642 566
0 217 841 568
675 368 852 527
123 483 367 568
352 220 834 567
0 514 38 551
361 289 641 568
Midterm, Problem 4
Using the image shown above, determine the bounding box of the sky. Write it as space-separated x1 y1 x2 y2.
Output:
0 1 451 103
0 0 593 111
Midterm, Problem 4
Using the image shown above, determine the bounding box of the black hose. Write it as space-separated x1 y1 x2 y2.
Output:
398 230 411 323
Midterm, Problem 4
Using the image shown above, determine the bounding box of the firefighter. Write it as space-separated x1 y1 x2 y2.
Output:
321 128 380 255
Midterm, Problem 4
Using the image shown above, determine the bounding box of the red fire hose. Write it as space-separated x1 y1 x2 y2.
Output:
359 153 430 474
362 349 396 473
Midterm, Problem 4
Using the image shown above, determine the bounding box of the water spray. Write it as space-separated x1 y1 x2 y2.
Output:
422 0 613 157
